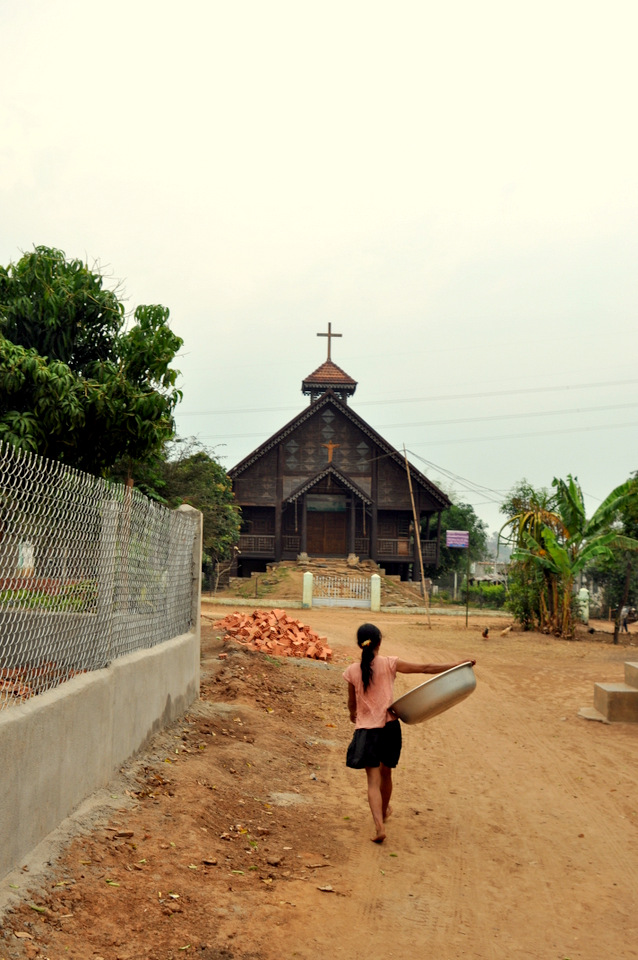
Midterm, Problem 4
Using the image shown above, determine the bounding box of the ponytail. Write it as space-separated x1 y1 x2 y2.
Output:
357 623 382 692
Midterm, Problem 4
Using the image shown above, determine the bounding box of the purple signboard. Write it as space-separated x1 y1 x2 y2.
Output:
446 530 469 548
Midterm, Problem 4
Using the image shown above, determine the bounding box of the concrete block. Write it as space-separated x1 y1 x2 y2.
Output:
593 682 638 723
624 661 638 688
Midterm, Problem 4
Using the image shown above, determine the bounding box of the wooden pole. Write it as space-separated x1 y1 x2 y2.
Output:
466 539 470 628
403 446 430 628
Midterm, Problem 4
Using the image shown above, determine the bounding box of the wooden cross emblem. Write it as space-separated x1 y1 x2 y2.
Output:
317 322 342 361
322 441 340 463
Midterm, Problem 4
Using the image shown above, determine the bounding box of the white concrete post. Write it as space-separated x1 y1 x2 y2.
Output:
370 574 381 612
177 505 203 636
578 587 589 624
302 571 313 608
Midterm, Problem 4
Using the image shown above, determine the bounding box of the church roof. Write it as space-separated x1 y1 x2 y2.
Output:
230 389 451 510
302 360 357 390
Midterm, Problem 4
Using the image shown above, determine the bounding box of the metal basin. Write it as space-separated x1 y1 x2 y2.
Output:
390 662 477 725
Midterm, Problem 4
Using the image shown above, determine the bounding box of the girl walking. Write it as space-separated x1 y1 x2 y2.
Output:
343 622 475 843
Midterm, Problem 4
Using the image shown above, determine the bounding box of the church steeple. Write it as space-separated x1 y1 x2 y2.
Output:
301 323 357 403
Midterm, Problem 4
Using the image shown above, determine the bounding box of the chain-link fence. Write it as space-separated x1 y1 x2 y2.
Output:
0 442 199 711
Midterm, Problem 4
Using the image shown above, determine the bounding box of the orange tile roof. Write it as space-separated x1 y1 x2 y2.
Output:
302 360 357 386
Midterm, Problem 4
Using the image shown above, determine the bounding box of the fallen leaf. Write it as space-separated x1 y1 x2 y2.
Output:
15 932 34 940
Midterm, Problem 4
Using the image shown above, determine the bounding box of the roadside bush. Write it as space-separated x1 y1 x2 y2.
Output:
467 583 507 609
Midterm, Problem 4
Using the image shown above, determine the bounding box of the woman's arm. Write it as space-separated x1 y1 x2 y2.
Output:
347 682 357 723
396 659 476 675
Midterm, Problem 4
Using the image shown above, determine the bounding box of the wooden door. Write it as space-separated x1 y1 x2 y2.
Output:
307 512 347 555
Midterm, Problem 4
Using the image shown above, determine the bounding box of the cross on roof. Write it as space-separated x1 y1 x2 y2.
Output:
317 322 342 361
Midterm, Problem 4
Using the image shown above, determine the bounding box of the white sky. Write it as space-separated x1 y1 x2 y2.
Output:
1 0 637 536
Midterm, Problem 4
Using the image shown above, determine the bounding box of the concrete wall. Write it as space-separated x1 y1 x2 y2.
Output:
0 504 203 883
0 628 200 881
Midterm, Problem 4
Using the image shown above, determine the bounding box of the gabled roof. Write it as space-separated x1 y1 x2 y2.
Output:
302 360 357 389
285 464 372 504
230 390 450 510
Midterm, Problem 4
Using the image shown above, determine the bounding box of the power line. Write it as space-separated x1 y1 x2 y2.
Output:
404 419 638 447
175 377 638 418
187 404 638 443
378 400 638 431
405 450 506 505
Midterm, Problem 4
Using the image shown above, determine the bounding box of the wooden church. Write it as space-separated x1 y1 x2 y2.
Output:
229 326 451 580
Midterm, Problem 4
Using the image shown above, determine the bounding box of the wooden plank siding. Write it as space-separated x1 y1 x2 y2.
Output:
230 390 449 579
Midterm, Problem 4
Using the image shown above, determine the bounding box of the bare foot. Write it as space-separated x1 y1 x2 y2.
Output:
372 827 386 843
383 805 393 822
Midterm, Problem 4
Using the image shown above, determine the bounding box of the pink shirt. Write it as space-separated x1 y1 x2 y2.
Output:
343 655 399 729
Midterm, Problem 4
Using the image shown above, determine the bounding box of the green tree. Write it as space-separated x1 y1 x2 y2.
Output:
499 480 563 630
588 471 638 641
159 442 241 566
108 440 241 573
0 246 182 475
502 475 638 638
427 500 488 575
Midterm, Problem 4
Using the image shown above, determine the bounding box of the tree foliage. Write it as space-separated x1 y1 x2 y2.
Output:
160 443 241 564
0 246 182 475
426 500 488 574
588 470 638 639
500 475 638 638
109 440 241 565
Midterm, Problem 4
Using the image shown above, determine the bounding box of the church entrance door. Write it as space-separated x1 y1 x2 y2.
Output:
307 511 347 556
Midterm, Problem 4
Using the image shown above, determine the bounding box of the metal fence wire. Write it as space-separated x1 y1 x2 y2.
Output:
0 442 199 711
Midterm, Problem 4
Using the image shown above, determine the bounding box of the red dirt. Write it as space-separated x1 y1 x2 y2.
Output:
1 608 637 960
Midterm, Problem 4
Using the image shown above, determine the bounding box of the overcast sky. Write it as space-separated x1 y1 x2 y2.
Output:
2 0 637 537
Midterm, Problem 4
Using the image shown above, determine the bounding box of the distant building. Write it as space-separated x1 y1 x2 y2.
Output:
229 325 451 580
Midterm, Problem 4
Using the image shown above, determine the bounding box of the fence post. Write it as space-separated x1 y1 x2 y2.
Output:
177 505 203 633
97 499 118 666
302 571 313 609
370 574 381 612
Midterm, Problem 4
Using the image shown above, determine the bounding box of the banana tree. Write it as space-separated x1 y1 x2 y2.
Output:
512 475 638 638
498 482 564 630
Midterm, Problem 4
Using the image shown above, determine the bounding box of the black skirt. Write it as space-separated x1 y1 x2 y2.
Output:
346 719 402 769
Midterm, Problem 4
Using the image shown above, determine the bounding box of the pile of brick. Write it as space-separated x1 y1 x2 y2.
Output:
214 608 332 661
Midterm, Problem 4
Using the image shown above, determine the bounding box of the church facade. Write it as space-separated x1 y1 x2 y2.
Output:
229 328 451 580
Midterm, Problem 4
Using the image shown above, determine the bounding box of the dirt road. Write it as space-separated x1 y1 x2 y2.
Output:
1 607 637 960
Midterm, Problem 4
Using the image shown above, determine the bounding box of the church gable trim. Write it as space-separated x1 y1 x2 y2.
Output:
285 465 372 505
230 390 450 510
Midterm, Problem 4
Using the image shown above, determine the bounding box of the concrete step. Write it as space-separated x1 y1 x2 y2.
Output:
593 682 638 723
577 705 610 724
625 661 638 687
